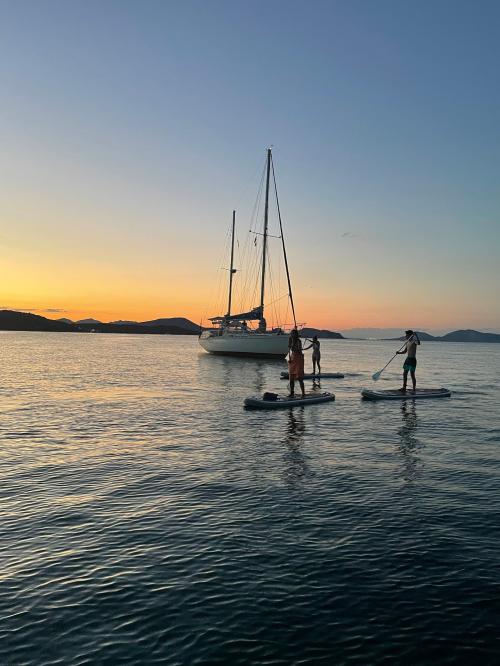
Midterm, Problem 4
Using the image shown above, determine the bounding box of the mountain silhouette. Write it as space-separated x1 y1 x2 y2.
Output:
391 329 500 343
300 327 344 339
0 310 200 335
2 311 497 342
140 317 200 332
1 310 73 332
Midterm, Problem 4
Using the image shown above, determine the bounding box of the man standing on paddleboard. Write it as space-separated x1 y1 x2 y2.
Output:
396 330 420 393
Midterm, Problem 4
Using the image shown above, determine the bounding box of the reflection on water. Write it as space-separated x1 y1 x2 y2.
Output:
253 362 266 394
286 407 306 443
282 408 309 484
397 401 422 482
197 353 284 395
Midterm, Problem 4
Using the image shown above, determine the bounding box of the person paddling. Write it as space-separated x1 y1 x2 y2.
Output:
396 330 420 393
304 335 321 375
288 328 305 398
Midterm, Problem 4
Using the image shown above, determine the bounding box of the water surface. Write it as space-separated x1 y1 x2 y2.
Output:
1 332 499 664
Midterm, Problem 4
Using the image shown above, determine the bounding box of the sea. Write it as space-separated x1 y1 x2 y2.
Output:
1 332 499 665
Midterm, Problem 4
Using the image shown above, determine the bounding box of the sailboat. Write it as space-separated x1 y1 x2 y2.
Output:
199 148 297 358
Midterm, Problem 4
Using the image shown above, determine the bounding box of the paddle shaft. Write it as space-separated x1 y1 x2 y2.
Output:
375 336 415 377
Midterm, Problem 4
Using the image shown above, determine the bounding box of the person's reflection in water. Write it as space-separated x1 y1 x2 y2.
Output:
253 361 266 395
397 401 422 482
282 408 309 485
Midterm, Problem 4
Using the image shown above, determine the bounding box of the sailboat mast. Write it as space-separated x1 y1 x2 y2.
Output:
226 210 236 317
259 148 271 319
271 154 297 328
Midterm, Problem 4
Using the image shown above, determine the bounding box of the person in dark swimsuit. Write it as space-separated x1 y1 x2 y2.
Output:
396 330 420 393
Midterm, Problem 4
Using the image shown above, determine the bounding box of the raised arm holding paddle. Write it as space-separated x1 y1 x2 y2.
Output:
372 329 420 387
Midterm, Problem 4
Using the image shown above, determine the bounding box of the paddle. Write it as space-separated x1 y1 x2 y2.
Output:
372 336 414 381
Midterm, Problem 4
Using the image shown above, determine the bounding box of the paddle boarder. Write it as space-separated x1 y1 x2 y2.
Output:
288 328 305 398
396 330 420 393
304 335 321 375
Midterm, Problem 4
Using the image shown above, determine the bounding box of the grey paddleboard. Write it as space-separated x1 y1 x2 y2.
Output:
244 392 335 410
361 388 451 401
280 372 344 379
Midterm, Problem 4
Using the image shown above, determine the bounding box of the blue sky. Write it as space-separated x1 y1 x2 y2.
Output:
1 0 499 330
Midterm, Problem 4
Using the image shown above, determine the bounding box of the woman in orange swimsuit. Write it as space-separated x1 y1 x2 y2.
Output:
288 328 305 398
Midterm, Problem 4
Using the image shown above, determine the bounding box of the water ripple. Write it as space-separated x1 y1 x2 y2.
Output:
0 333 499 664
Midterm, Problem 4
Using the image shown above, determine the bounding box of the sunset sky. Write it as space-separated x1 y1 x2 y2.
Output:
1 1 499 331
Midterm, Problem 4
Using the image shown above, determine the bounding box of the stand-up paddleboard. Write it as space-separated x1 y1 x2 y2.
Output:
280 371 344 379
244 392 335 410
361 388 451 401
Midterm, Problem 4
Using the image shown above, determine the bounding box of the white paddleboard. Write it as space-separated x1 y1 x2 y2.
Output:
361 388 451 401
244 392 335 410
280 372 344 379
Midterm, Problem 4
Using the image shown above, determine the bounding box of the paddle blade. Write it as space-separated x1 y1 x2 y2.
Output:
372 370 382 381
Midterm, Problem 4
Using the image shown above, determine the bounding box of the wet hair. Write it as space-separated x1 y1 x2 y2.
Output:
405 330 414 336
313 335 318 341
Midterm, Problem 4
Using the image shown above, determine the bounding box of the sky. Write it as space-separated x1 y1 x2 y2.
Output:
1 0 499 332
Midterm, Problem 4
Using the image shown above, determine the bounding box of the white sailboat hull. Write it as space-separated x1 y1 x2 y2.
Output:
199 331 289 358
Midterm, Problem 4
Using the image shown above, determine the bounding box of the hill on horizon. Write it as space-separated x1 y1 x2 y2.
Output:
61 315 201 332
390 329 500 343
440 329 500 343
0 310 200 336
3 311 498 342
301 327 344 339
140 317 200 332
58 315 201 331
1 310 74 332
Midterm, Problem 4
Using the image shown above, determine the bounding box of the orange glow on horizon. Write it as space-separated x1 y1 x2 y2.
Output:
2 220 498 332
2 292 497 332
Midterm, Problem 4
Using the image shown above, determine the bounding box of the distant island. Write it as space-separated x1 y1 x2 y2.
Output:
0 310 201 336
1 311 498 343
301 327 344 339
305 328 500 342
390 329 500 343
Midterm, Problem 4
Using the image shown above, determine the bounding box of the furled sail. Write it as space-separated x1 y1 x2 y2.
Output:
209 306 262 323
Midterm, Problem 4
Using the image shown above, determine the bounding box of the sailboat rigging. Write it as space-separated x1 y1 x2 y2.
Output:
226 209 236 319
199 148 297 358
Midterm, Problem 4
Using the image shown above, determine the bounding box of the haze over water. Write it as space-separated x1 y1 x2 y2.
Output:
1 332 499 664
